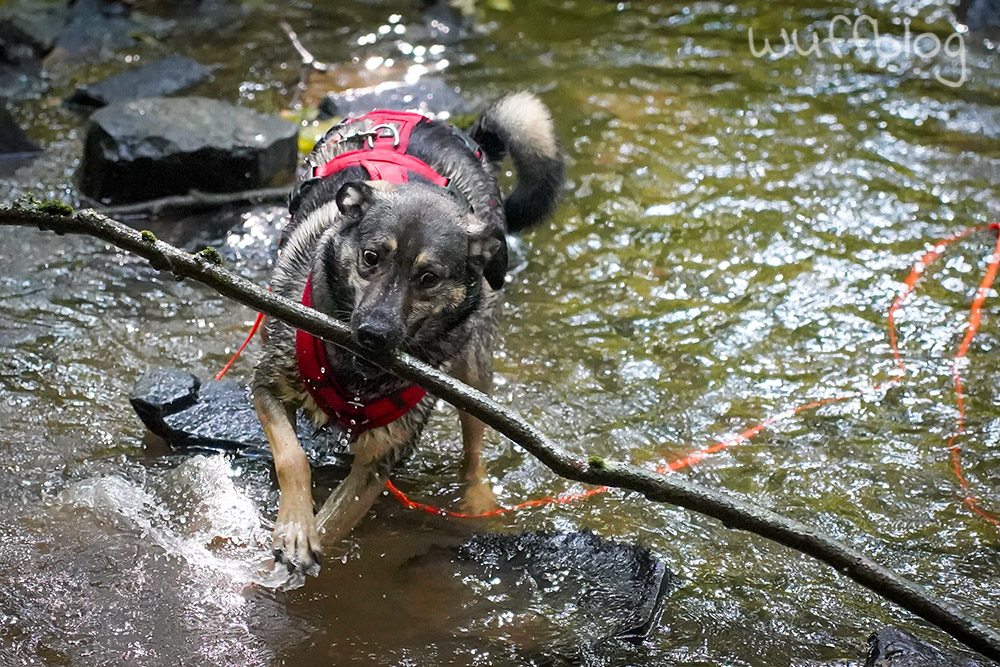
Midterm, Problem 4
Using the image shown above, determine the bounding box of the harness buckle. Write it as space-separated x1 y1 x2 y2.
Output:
364 123 400 149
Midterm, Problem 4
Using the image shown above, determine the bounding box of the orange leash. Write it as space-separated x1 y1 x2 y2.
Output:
215 312 265 381
947 227 1000 526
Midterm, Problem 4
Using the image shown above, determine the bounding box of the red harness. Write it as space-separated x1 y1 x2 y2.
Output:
294 109 453 438
296 276 427 434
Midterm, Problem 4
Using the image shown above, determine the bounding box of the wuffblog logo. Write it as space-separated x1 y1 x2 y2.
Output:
748 15 967 88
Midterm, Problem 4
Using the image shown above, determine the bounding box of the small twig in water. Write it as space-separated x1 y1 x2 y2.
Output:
280 21 330 109
90 187 290 219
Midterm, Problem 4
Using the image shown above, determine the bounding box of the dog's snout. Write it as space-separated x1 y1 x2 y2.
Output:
355 320 394 350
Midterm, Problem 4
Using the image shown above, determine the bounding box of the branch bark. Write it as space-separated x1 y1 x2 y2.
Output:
3 201 999 665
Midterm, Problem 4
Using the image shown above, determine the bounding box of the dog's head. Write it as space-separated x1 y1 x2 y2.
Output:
325 181 506 366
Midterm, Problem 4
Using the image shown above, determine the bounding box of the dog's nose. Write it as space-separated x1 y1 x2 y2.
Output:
355 321 392 350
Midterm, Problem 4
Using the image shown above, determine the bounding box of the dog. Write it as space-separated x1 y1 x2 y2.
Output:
251 92 565 574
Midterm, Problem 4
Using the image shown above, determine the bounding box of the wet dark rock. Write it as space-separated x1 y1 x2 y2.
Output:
2 0 168 64
0 107 41 175
65 56 212 108
866 627 989 667
0 108 39 156
407 530 676 659
417 0 470 44
957 0 1000 33
0 0 69 62
0 62 42 101
461 530 673 642
318 78 474 120
78 97 298 204
130 368 351 474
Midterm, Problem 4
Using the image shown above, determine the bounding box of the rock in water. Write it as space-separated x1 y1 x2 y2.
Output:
0 0 69 62
51 0 161 58
866 627 989 667
130 368 351 475
957 0 1000 32
66 56 212 108
405 530 676 658
78 97 298 204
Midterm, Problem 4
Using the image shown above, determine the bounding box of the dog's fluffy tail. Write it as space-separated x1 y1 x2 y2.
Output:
470 92 565 233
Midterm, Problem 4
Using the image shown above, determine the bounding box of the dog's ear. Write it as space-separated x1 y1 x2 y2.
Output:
468 216 507 290
336 182 376 219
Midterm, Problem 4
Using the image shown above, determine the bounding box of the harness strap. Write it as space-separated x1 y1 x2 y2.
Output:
312 148 448 186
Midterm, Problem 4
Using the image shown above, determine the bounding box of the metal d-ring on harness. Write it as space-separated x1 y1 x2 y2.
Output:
363 123 400 149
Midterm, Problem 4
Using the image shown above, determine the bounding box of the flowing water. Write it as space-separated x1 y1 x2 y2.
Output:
2 0 1000 664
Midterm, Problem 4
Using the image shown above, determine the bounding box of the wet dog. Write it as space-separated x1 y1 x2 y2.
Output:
252 92 564 573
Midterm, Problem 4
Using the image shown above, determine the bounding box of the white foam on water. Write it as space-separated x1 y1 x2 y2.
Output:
55 455 300 590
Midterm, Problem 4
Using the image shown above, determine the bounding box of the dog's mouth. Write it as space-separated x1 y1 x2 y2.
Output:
349 353 387 380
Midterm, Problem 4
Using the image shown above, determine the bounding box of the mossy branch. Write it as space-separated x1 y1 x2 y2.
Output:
2 201 999 664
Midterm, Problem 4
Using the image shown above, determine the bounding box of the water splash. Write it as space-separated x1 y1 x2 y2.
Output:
54 455 299 590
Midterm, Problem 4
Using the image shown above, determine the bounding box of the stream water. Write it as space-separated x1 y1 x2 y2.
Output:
2 0 1000 665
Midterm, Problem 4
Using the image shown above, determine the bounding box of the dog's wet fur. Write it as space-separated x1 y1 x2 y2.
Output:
252 92 565 573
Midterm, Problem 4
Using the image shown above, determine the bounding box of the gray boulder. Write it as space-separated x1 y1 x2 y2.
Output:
0 107 40 174
66 56 212 108
78 97 298 204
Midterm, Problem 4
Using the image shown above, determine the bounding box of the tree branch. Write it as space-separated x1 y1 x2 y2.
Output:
3 201 999 665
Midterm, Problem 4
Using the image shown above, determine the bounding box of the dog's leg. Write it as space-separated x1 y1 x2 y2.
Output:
314 432 406 545
453 342 499 515
253 387 321 573
314 461 388 546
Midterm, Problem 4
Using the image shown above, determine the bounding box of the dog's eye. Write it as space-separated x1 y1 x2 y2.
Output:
362 249 379 266
418 272 439 289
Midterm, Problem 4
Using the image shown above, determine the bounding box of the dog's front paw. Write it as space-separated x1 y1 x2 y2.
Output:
459 481 499 516
272 505 322 576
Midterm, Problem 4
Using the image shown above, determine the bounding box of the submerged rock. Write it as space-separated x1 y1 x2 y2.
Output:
51 0 161 59
866 627 989 667
318 78 474 120
78 97 298 204
130 368 351 475
457 530 674 643
2 0 172 67
66 56 212 108
406 529 677 658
